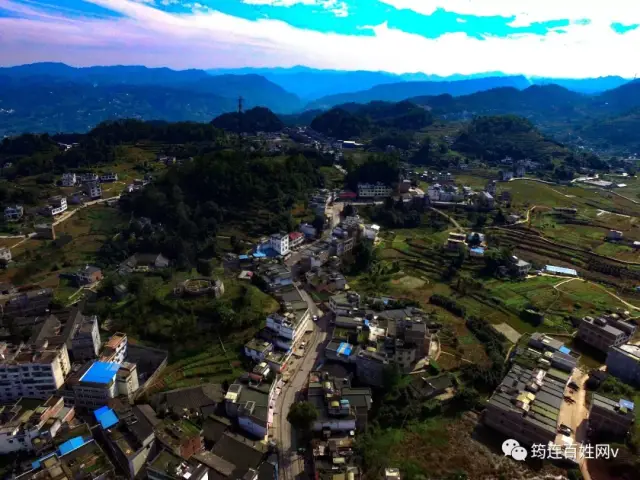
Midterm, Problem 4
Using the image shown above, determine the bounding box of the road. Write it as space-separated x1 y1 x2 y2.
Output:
274 289 330 480
428 206 464 232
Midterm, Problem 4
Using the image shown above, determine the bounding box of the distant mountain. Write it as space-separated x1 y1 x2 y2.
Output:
307 76 533 109
310 100 433 139
278 109 325 126
211 107 284 133
576 108 640 152
531 76 630 95
0 63 302 136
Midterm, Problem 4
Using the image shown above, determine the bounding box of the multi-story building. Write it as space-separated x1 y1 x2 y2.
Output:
79 173 99 183
289 232 305 250
84 180 102 199
1 288 53 318
355 349 389 388
269 232 290 256
99 173 118 182
589 394 635 439
34 223 56 240
0 342 71 403
244 338 274 363
256 263 293 290
332 236 354 257
577 314 636 353
66 361 120 408
357 183 393 198
61 173 76 187
4 205 24 222
70 314 101 361
0 247 11 263
328 292 361 316
0 396 74 454
508 255 532 277
45 196 67 216
147 450 209 480
528 333 579 372
606 343 640 386
100 332 128 364
225 375 279 439
155 418 204 460
116 362 140 402
484 364 564 447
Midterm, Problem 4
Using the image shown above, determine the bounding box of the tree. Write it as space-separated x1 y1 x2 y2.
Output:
197 259 213 276
287 401 318 433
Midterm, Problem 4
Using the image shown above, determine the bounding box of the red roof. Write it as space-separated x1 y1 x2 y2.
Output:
339 191 357 199
290 232 304 240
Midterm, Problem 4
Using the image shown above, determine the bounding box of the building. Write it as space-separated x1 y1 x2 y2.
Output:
606 343 640 386
34 223 55 240
244 339 274 363
97 404 158 479
363 224 381 241
79 173 99 183
300 223 318 238
607 230 624 241
0 342 71 403
265 288 310 350
66 361 122 408
577 314 636 353
101 332 128 364
99 173 118 183
155 417 204 460
477 191 495 208
500 171 514 182
305 269 346 293
147 450 209 480
269 233 290 256
445 232 467 251
225 375 279 439
84 180 102 199
0 396 74 454
1 288 53 318
0 247 11 263
484 364 564 446
289 232 305 250
256 263 293 289
307 371 372 433
70 313 101 361
63 265 103 287
196 431 268 478
150 384 224 419
116 362 140 402
355 349 389 388
527 333 578 373
485 180 497 195
119 253 170 274
515 164 526 178
508 256 531 277
357 182 393 198
61 173 77 187
328 292 361 316
589 395 635 438
45 196 67 217
332 236 354 257
4 205 24 222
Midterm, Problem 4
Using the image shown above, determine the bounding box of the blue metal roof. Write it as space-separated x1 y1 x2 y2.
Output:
81 361 120 384
58 436 85 456
470 247 485 254
337 342 352 356
238 255 249 260
545 265 578 276
253 252 266 258
620 399 635 410
94 406 119 429
559 346 571 354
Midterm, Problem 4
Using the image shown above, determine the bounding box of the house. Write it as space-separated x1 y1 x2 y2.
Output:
256 263 293 289
34 223 55 240
577 314 636 353
606 343 640 386
355 349 389 388
300 223 318 238
147 450 209 480
63 360 138 408
70 313 101 361
500 170 514 182
99 172 118 183
79 173 99 183
62 265 103 287
477 191 495 208
399 179 412 193
101 332 128 364
515 164 526 178
342 140 363 149
45 196 68 216
332 236 354 257
329 292 361 316
4 205 24 222
589 395 635 439
155 417 204 460
1 288 54 318
357 182 393 198
84 180 102 199
269 232 290 256
150 383 224 418
0 247 11 263
119 253 170 274
363 224 381 241
507 214 521 224
244 338 274 363
409 374 454 400
485 180 497 195
508 256 531 277
607 230 624 241
61 173 77 187
289 232 304 250
484 364 564 447
225 376 279 439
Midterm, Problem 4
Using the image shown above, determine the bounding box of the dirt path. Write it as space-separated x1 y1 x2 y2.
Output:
552 277 639 311
429 206 464 232
439 350 473 364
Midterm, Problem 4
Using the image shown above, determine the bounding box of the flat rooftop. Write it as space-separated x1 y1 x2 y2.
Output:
616 343 640 360
80 361 121 384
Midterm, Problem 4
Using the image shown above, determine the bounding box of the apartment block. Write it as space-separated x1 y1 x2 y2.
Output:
265 286 310 350
589 394 635 439
70 314 101 361
100 332 128 364
269 232 290 256
225 375 279 439
357 182 393 198
2 288 53 318
0 342 71 403
484 364 565 447
606 343 640 386
577 314 637 353
328 292 361 316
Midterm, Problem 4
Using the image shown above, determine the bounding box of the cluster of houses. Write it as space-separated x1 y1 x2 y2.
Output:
444 231 490 258
498 157 539 182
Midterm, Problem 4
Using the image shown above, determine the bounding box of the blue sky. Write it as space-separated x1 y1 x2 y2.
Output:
1 0 639 77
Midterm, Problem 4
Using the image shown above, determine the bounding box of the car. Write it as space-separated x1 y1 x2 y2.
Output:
300 342 307 349
312 315 318 322
558 424 573 435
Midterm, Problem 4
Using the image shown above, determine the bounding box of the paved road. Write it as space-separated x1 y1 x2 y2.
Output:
275 291 329 480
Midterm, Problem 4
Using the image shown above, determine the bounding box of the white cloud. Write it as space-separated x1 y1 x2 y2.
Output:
243 0 349 17
1 0 638 78
378 0 640 27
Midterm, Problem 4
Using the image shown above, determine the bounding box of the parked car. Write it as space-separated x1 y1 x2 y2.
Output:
312 315 318 322
558 424 573 435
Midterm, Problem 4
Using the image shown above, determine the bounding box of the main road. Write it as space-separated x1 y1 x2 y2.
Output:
274 287 331 480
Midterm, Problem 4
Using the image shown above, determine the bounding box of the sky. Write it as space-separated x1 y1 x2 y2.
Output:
0 0 639 77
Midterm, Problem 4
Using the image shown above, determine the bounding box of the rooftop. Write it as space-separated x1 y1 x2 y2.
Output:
80 361 120 384
592 394 635 418
155 418 202 449
211 432 267 477
614 343 640 360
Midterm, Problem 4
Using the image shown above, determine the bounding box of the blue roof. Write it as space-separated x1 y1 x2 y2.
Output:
238 255 249 260
81 361 120 384
545 265 578 276
470 247 485 254
58 436 85 456
253 252 266 258
559 346 571 354
94 406 119 429
620 399 635 410
337 342 352 356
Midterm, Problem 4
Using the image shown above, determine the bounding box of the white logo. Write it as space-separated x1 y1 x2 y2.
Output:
502 439 528 461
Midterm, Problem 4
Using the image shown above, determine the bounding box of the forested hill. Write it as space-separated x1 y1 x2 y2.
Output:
211 107 284 133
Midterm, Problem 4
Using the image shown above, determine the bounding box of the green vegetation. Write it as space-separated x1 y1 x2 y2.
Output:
211 107 284 133
287 401 319 433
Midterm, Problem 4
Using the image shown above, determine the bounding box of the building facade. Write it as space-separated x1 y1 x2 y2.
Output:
357 183 393 198
606 343 640 386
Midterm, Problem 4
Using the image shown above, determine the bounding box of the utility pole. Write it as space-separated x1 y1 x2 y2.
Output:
238 96 244 114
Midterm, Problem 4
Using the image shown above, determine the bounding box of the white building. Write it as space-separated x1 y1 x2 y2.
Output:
69 361 120 408
0 247 11 263
84 181 102 200
61 173 77 187
100 333 127 364
269 232 290 256
99 173 118 183
46 196 68 216
363 224 381 241
358 182 393 198
79 173 99 183
289 232 305 250
0 342 71 403
266 310 310 350
225 377 279 439
4 205 24 222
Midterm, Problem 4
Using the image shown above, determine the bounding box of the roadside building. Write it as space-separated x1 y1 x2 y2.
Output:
34 223 55 240
606 343 640 386
61 173 76 187
328 292 361 316
4 205 24 222
357 182 393 198
147 450 210 480
225 375 279 439
589 395 635 439
65 361 124 408
289 232 305 250
99 173 118 183
256 263 293 289
62 265 103 287
83 180 102 199
45 196 67 216
269 232 290 256
70 313 101 361
150 384 224 418
363 224 381 241
484 364 564 447
244 339 274 363
355 349 389 388
577 314 636 353
0 247 11 263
